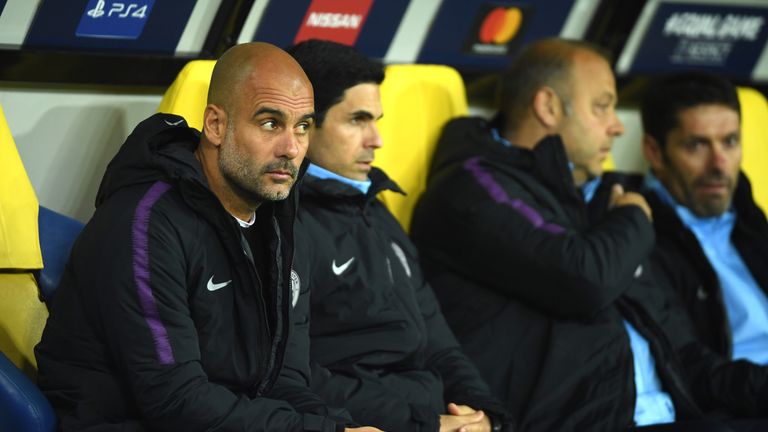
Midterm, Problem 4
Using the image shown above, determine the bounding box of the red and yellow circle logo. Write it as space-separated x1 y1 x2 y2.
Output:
479 6 523 44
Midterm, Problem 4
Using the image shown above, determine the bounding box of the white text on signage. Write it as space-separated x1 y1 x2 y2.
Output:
306 12 362 29
87 1 148 19
664 12 764 41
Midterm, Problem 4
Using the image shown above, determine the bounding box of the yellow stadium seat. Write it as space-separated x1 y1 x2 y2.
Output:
738 87 768 214
375 64 468 232
157 60 216 131
0 106 42 270
0 104 47 375
0 273 48 376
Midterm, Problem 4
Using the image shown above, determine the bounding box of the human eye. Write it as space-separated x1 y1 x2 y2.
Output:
260 119 278 131
351 112 372 125
684 138 706 151
724 134 740 148
295 122 311 135
593 102 610 116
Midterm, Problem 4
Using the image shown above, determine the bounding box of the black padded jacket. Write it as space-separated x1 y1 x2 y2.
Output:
644 172 768 357
294 169 512 432
35 113 350 432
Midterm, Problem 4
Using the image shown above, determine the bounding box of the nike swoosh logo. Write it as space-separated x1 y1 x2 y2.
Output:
331 257 355 276
164 118 184 126
207 275 231 291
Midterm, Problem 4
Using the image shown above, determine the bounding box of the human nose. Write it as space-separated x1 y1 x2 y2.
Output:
609 111 624 136
710 143 729 171
276 131 301 159
366 123 383 149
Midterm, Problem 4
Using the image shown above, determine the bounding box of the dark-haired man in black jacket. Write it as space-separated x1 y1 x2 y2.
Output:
411 38 768 432
640 73 768 365
288 39 512 432
35 42 381 432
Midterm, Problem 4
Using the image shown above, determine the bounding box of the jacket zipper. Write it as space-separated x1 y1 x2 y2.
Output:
257 217 287 395
238 229 273 394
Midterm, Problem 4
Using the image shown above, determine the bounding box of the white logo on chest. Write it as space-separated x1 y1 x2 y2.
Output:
207 275 231 292
290 270 300 308
391 242 411 277
332 257 355 275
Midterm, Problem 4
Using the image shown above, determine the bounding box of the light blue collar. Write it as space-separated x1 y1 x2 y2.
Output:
490 127 512 148
581 175 602 204
567 162 601 203
306 163 372 194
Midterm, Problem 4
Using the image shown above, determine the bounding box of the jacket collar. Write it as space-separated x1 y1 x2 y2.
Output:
301 166 404 204
490 132 582 205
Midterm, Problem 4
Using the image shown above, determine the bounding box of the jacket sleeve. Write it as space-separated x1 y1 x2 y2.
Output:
94 196 340 432
658 287 768 417
414 162 655 320
635 270 768 418
416 277 515 429
677 342 768 417
310 362 442 432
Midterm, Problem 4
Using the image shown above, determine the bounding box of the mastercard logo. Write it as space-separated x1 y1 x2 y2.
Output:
479 6 523 44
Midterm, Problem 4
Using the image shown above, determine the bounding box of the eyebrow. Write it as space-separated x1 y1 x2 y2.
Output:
598 92 616 103
351 110 383 121
685 130 740 142
300 112 316 123
253 107 285 120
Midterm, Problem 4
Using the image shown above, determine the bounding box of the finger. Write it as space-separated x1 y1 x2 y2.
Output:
461 414 491 432
609 183 624 207
460 423 489 432
447 402 461 415
448 403 475 415
460 410 485 422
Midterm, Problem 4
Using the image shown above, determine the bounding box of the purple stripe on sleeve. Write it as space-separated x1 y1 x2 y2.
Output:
463 156 566 234
131 181 175 365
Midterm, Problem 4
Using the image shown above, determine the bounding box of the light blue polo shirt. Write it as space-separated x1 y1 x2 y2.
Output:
306 163 371 194
623 321 676 426
646 172 768 365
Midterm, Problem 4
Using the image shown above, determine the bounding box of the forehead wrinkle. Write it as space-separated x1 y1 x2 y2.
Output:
252 89 313 108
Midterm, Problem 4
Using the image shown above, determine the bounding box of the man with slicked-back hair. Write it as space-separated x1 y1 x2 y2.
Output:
35 42 382 432
412 37 768 431
289 39 512 432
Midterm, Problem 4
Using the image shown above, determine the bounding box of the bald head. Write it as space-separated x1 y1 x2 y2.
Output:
208 42 312 116
500 38 610 132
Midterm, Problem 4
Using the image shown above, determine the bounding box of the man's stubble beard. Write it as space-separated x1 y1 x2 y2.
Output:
218 126 298 207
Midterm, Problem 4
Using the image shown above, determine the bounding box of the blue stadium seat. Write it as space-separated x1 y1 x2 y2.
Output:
0 351 56 432
36 206 84 303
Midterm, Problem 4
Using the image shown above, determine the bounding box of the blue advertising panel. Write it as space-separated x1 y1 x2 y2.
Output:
75 0 155 39
251 0 409 58
417 0 575 72
618 1 768 78
24 0 197 53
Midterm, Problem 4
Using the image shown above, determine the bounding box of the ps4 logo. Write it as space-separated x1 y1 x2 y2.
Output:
86 0 149 19
76 0 155 39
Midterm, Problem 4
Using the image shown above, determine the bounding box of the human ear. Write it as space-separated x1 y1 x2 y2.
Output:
642 133 665 171
203 104 227 147
532 87 561 129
